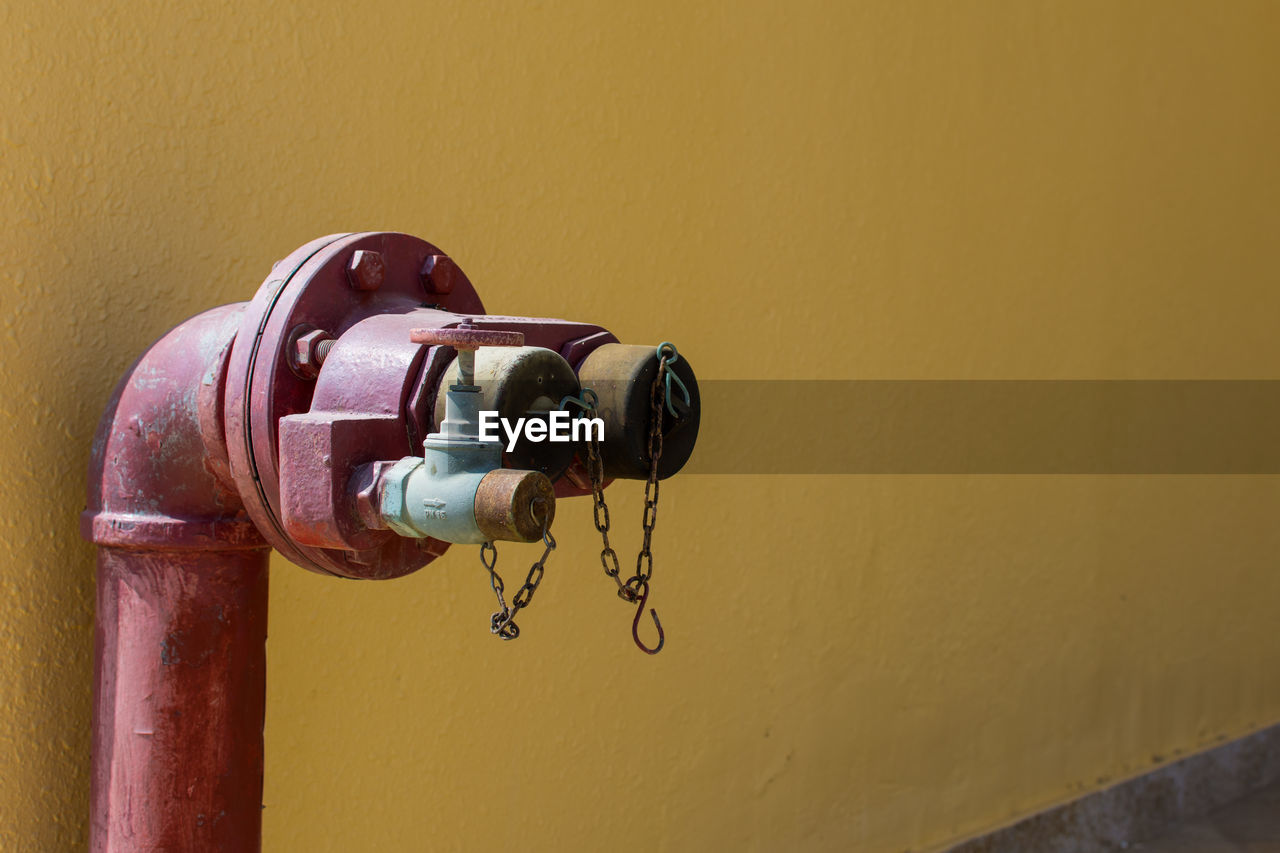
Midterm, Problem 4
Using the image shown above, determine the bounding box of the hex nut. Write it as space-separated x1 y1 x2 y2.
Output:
290 328 333 379
347 249 386 291
421 254 456 294
376 457 423 539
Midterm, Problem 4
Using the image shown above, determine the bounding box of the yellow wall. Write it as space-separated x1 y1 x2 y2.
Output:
4 1 1280 850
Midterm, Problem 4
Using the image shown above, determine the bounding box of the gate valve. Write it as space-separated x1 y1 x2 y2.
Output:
367 323 556 546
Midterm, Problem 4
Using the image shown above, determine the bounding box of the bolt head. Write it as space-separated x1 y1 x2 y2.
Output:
347 249 386 291
421 254 456 294
290 329 333 379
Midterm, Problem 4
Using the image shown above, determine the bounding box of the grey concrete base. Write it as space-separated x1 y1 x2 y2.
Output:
1133 780 1280 852
945 723 1280 853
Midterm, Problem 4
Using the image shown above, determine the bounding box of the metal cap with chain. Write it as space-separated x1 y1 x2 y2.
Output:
564 342 692 655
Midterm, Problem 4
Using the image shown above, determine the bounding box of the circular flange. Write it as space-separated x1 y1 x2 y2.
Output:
224 232 485 578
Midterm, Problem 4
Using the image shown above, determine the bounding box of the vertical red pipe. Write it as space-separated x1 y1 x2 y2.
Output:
91 547 268 851
84 304 270 851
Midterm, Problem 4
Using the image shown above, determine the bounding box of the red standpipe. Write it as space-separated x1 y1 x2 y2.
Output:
82 232 701 851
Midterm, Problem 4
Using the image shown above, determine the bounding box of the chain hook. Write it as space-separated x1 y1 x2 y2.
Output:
630 581 665 655
655 342 690 417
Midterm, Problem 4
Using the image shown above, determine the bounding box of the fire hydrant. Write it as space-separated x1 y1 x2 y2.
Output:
82 232 700 852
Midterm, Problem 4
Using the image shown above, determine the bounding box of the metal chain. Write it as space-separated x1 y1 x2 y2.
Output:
480 343 684 652
579 343 683 654
622 349 669 601
582 390 628 599
479 497 556 641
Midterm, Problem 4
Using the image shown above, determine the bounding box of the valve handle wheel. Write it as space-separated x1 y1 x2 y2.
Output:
410 325 524 350
411 323 526 388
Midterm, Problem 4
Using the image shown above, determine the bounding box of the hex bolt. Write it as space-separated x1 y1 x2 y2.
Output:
289 327 335 379
347 249 386 291
421 254 456 294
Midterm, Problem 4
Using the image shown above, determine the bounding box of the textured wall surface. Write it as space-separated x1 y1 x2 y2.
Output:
3 2 1280 850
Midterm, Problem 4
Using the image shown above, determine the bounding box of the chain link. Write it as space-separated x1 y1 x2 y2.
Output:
584 399 629 599
479 498 556 640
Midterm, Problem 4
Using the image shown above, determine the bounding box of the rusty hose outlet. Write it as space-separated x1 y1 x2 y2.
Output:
475 468 556 543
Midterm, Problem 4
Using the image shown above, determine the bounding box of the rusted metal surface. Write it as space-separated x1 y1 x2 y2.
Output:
410 325 525 349
474 468 556 542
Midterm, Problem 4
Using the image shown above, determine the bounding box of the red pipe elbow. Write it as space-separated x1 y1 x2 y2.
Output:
83 303 266 551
